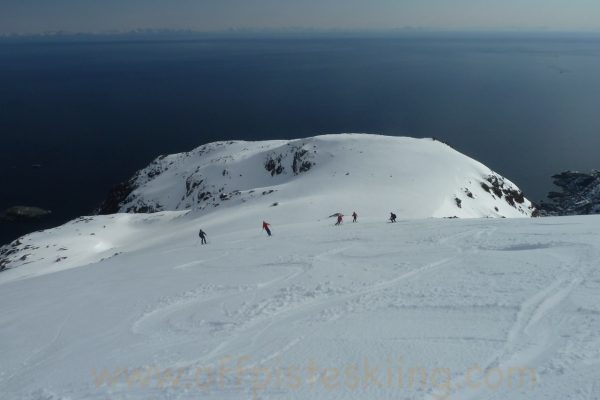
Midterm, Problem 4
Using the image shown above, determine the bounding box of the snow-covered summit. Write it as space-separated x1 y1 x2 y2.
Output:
1 134 534 279
99 134 535 220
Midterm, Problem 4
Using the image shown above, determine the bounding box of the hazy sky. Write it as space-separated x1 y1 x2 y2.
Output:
2 0 600 34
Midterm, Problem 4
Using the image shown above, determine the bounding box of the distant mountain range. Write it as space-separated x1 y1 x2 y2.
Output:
0 27 431 41
3 29 596 41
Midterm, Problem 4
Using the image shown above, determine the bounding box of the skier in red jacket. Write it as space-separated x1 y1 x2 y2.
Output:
335 214 344 226
262 221 272 236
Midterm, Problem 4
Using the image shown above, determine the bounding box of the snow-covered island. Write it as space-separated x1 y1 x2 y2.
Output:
0 206 51 223
1 134 599 400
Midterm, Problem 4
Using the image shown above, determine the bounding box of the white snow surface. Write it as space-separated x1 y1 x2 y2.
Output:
1 214 600 400
2 134 598 400
114 134 535 219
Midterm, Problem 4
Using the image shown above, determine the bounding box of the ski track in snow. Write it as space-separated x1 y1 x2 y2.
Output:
1 217 600 399
426 238 600 400
129 226 496 395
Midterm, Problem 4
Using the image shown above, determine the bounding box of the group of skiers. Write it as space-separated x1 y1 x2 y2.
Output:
334 211 358 225
198 212 399 244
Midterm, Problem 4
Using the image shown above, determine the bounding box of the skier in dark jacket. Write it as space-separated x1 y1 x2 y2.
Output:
389 212 397 223
262 221 272 237
352 211 358 223
198 229 207 244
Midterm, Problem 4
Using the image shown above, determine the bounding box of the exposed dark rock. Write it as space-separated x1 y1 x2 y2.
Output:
537 170 600 216
480 182 492 195
96 180 137 215
147 169 161 179
265 154 285 176
96 154 174 214
265 146 315 177
185 176 204 197
0 238 24 271
198 191 213 202
128 203 163 213
292 149 313 174
480 174 532 215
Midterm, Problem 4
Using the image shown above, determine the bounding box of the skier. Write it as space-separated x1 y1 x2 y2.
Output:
352 211 358 223
335 214 344 226
198 229 207 244
389 212 397 223
262 221 272 237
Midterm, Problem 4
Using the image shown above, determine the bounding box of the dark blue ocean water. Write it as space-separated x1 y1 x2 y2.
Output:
2 35 600 244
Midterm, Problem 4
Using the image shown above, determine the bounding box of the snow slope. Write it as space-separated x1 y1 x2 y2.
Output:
0 211 189 282
0 214 599 400
5 133 591 400
98 134 535 219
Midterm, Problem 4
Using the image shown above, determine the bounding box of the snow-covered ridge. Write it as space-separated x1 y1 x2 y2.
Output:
98 134 535 220
1 134 534 278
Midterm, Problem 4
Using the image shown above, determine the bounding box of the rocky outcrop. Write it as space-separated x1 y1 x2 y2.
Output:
96 180 138 214
538 170 600 216
480 175 527 208
0 238 31 272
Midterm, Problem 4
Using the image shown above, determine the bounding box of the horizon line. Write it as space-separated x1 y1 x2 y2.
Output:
3 27 600 40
